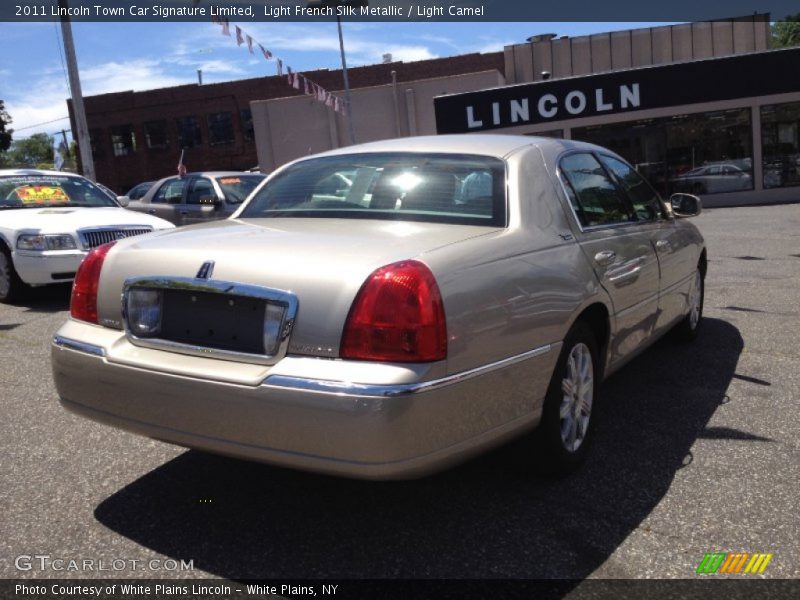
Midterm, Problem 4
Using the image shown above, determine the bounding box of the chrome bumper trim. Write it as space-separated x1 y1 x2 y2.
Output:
53 335 106 357
262 343 554 398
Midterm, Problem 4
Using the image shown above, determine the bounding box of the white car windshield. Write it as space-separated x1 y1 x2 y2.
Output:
0 175 118 209
241 153 507 227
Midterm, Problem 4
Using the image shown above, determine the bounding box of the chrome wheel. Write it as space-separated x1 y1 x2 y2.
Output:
0 251 11 299
688 269 702 330
559 342 594 453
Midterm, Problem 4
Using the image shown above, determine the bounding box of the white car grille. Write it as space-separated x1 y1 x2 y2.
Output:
79 227 153 250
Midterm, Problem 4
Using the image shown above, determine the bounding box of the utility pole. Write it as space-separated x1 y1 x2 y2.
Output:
307 0 364 145
58 0 95 181
335 11 356 145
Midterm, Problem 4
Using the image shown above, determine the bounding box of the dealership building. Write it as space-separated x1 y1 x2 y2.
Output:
435 16 800 206
73 14 799 206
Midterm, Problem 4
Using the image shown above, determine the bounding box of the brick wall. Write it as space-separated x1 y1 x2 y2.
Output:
68 52 504 193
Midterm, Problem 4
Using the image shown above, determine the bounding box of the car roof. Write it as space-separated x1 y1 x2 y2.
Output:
310 134 600 160
0 169 84 178
186 171 265 178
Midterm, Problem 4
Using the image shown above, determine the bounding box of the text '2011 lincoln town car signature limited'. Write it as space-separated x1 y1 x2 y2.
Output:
51 135 706 479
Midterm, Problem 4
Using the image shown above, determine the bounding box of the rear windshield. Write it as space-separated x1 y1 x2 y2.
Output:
0 175 117 209
215 175 265 204
240 153 506 226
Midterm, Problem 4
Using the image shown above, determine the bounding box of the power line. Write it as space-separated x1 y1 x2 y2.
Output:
14 116 71 132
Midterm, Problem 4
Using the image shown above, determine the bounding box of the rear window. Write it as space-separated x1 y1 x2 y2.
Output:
240 153 506 226
215 175 265 204
0 175 117 208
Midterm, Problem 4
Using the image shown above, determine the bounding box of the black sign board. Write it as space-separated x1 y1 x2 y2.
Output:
434 48 800 134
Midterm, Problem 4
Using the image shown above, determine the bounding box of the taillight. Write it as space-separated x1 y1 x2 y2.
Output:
341 260 447 362
70 242 116 324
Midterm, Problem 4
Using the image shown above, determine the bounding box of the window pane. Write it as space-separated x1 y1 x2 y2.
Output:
242 153 506 227
153 178 186 204
240 109 254 142
110 124 136 157
761 101 800 189
600 155 662 222
89 129 105 160
144 120 169 151
208 112 234 146
560 153 633 227
216 175 265 203
573 108 754 196
187 179 216 205
176 116 202 148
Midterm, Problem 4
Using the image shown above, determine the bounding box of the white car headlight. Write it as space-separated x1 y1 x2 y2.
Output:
16 234 77 251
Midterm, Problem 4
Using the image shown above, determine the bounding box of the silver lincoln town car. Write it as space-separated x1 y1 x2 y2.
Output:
51 135 706 479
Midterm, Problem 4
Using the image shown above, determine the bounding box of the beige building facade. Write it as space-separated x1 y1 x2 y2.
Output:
251 15 800 207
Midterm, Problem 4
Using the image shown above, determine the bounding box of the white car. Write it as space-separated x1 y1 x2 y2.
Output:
0 170 174 302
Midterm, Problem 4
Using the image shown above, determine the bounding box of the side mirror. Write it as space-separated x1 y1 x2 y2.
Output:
670 193 702 218
117 195 130 207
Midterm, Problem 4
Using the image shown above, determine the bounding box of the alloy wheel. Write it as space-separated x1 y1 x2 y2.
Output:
559 342 594 453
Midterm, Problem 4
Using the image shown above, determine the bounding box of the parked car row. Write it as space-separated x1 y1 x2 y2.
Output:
46 135 707 480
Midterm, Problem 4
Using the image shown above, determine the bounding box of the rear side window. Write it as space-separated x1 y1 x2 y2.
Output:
241 153 507 227
600 155 663 222
187 178 216 205
153 178 186 204
559 153 633 227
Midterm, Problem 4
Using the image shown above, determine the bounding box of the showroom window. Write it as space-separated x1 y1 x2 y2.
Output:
144 120 170 151
240 109 255 142
110 124 136 157
573 108 754 196
176 116 202 148
761 101 800 189
89 129 105 160
208 112 235 146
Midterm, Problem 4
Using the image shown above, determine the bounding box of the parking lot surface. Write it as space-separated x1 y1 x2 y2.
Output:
1 204 798 581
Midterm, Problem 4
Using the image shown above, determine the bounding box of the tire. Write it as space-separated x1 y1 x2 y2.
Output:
673 266 704 342
534 321 600 475
0 244 26 303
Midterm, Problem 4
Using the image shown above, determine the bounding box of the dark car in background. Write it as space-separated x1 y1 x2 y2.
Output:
127 172 266 226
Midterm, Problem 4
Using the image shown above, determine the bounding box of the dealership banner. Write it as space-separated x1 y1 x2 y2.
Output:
3 0 800 22
434 47 800 134
3 579 800 599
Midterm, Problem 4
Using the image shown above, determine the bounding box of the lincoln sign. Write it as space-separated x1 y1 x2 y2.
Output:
434 47 800 134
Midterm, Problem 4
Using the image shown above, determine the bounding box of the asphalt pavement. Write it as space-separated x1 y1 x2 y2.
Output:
0 204 798 583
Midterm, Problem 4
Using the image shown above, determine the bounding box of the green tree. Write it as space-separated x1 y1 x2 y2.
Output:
0 100 12 165
772 14 800 48
7 133 54 168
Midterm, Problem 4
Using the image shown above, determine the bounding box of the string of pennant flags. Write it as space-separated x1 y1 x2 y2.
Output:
210 14 346 114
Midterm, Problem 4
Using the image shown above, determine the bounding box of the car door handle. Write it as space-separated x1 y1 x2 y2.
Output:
147 209 156 215
656 239 671 252
179 210 188 215
594 250 617 266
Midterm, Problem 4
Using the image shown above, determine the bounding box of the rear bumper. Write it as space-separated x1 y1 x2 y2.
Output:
51 321 558 479
14 249 86 284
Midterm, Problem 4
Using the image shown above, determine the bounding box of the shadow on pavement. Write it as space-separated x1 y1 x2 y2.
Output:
95 318 744 580
12 283 72 314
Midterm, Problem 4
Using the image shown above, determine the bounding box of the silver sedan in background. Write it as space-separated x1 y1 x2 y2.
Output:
51 135 705 479
127 171 266 226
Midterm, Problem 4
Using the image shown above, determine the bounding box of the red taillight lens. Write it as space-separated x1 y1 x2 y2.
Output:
341 260 447 362
70 242 116 324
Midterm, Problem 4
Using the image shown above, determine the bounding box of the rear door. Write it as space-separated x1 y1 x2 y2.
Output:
146 178 187 225
559 152 661 365
599 154 698 334
182 177 222 225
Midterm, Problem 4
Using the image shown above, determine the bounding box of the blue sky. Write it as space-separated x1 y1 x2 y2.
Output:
0 21 672 142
